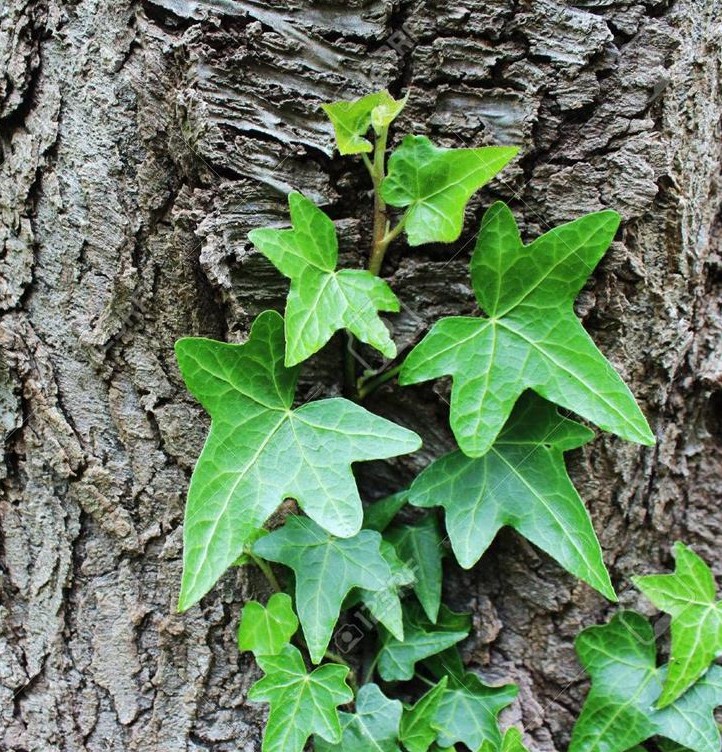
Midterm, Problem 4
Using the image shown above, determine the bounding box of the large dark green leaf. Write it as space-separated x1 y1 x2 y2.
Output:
175 311 420 608
400 202 655 456
409 393 615 599
571 611 722 752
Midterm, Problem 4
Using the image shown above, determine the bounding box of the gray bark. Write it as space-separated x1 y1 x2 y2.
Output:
1 0 720 750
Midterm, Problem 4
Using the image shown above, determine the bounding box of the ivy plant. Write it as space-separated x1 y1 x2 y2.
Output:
174 88 721 751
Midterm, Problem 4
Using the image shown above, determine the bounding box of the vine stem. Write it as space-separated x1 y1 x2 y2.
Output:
344 125 408 397
249 553 282 593
357 363 403 400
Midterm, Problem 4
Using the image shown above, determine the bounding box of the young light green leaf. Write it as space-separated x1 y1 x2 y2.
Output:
571 611 722 752
399 676 448 752
478 727 530 752
248 644 353 752
253 515 395 663
377 603 469 681
315 683 403 752
363 491 408 533
434 671 519 751
248 193 399 366
175 310 421 609
237 592 298 657
322 90 407 154
399 202 655 456
380 136 518 246
386 514 445 622
408 392 616 600
633 542 722 707
355 540 415 641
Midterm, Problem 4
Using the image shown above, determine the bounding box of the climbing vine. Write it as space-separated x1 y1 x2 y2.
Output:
174 90 722 752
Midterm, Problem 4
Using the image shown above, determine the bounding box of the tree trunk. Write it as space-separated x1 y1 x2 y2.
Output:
1 0 720 750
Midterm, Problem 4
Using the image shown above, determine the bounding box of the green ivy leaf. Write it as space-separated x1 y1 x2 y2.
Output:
633 542 722 707
399 676 448 752
248 644 353 752
408 392 615 600
322 90 407 154
355 540 415 641
571 611 722 752
237 592 298 657
363 491 408 533
248 193 399 366
175 310 421 609
434 671 519 751
399 202 655 456
386 515 445 622
315 683 403 752
377 603 470 681
253 515 395 663
478 727 530 752
380 136 518 246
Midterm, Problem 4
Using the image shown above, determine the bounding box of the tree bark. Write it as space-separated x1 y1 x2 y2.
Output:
1 0 720 750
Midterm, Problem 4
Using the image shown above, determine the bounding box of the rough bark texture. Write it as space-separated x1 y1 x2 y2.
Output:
1 0 720 750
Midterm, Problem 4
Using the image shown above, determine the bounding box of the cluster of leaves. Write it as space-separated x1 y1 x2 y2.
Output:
174 89 721 751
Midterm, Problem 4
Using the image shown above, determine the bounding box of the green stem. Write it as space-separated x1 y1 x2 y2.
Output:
363 654 379 685
343 331 358 398
415 672 436 688
368 125 390 276
249 554 282 593
357 363 403 400
326 650 359 692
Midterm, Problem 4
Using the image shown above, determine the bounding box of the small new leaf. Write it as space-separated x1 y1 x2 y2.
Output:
633 542 722 707
571 611 722 752
175 310 420 609
253 516 394 663
315 683 403 752
478 728 530 752
409 393 616 600
377 603 469 681
249 193 399 366
386 514 445 622
248 644 353 752
322 90 407 154
380 136 518 246
434 671 519 751
400 202 655 456
237 592 298 657
399 677 448 752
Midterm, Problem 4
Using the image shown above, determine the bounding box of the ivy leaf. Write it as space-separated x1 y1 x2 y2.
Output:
237 592 298 657
633 542 722 707
386 515 445 622
315 683 403 752
364 491 408 532
434 671 519 751
478 727 530 752
377 603 470 681
355 540 415 641
248 644 353 752
408 392 616 600
399 202 655 456
322 90 407 154
570 611 722 752
248 193 399 366
253 515 395 663
380 136 518 246
399 676 448 752
175 310 421 609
